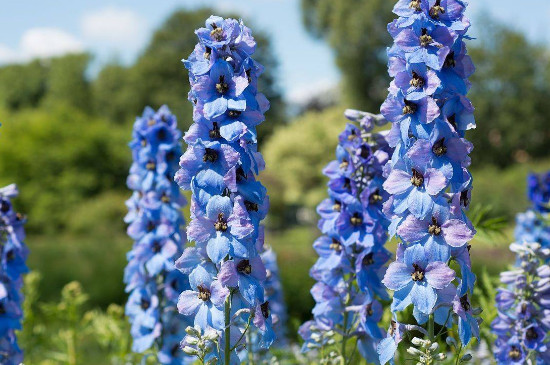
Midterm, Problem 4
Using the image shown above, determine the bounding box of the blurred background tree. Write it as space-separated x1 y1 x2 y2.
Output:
300 0 393 111
468 19 550 167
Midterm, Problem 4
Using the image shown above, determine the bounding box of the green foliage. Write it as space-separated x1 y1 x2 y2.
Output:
467 204 508 243
300 0 393 110
0 105 129 233
19 275 144 365
468 18 550 167
474 268 499 359
267 227 317 337
472 158 550 221
263 106 348 227
42 54 92 112
0 60 47 110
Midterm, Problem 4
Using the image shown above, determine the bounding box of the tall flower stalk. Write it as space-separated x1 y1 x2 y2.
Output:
378 0 479 363
492 172 550 364
0 184 27 364
123 106 191 364
174 16 276 364
299 110 392 364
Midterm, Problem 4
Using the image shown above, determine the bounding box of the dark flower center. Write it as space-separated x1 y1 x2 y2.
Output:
171 344 180 356
166 151 175 161
343 178 352 190
508 346 521 360
460 294 470 311
228 110 241 118
152 241 161 253
363 252 375 266
210 122 221 139
402 100 417 115
359 146 371 159
236 167 247 182
521 303 527 314
6 250 15 261
204 46 212 60
350 213 363 226
409 0 422 11
203 148 218 162
347 130 358 141
419 28 433 47
237 259 252 275
0 201 9 213
244 201 259 212
411 263 425 281
147 118 156 126
141 139 147 147
340 159 349 169
333 200 342 212
157 128 167 141
428 216 442 236
147 221 155 232
146 161 156 170
216 75 229 94
161 193 171 203
432 138 447 156
261 301 270 318
410 72 424 88
210 24 224 41
389 320 397 336
429 0 445 18
410 168 424 187
369 190 383 205
197 285 211 301
460 190 470 207
526 328 538 340
140 298 150 310
330 238 343 252
447 114 457 130
214 213 228 232
365 303 374 316
444 52 456 68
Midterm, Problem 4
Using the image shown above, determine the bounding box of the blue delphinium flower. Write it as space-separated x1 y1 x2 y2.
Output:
124 106 192 364
492 242 550 364
299 110 393 363
492 172 550 364
175 16 279 364
527 171 550 213
379 1 479 363
0 184 28 364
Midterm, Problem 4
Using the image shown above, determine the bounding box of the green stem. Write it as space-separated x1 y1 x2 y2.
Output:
231 313 253 352
428 314 435 342
454 344 463 365
341 310 349 365
224 294 231 365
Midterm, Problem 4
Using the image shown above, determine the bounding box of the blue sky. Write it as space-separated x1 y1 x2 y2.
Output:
1 0 549 102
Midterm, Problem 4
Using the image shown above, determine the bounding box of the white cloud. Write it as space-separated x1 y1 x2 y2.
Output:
21 28 84 59
81 6 146 45
287 78 337 105
213 1 252 18
0 28 84 65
